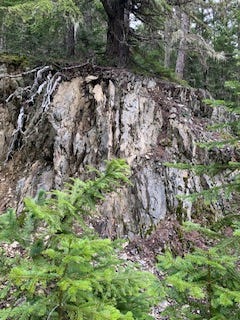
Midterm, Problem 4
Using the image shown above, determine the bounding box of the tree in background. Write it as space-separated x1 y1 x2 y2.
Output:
0 0 108 63
99 0 170 67
0 0 239 102
0 0 81 59
162 0 226 81
184 0 239 97
100 0 131 66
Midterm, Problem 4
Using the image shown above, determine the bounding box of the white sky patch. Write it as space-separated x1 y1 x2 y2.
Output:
130 13 142 29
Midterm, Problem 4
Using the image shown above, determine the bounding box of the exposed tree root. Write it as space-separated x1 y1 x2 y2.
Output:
4 65 63 163
3 62 121 163
0 66 47 80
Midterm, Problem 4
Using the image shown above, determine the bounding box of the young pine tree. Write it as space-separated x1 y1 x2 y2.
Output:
0 159 161 320
158 221 240 320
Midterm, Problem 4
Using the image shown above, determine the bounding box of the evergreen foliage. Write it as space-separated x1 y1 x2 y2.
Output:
0 0 80 61
158 52 240 320
131 47 175 80
0 159 160 320
158 221 240 320
1 0 238 92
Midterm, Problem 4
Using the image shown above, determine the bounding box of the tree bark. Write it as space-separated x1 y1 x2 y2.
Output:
101 0 130 67
175 10 190 79
164 19 172 68
0 16 5 52
66 23 76 57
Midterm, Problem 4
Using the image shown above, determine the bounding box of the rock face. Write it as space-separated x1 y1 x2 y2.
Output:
0 65 235 237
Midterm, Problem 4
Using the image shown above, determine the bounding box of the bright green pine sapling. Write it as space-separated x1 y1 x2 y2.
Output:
0 159 161 320
157 221 240 320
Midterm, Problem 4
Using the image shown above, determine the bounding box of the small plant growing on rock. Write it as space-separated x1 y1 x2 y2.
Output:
0 159 160 320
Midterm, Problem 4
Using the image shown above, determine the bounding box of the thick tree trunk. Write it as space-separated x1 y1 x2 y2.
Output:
175 11 190 79
101 0 130 67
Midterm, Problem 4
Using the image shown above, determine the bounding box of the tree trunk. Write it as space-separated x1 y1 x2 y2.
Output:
0 16 5 52
65 17 80 58
66 23 76 57
164 20 172 68
101 0 130 67
175 11 190 79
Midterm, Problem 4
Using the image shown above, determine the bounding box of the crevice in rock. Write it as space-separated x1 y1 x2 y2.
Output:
0 65 238 237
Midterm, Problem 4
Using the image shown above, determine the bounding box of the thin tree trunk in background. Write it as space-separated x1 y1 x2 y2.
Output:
237 2 240 78
175 11 190 79
164 20 172 68
66 17 80 58
0 36 4 52
0 18 5 52
66 23 75 57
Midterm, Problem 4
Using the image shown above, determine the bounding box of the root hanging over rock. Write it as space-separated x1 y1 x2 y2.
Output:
4 66 63 162
3 63 95 163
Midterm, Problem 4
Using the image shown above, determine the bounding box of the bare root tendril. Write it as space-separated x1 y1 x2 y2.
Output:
4 65 63 163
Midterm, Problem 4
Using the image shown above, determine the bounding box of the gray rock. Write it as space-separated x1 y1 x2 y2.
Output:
0 70 236 237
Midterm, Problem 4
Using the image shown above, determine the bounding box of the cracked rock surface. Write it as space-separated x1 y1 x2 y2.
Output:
0 66 237 237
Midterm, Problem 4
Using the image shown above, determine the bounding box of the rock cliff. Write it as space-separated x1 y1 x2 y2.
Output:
0 63 235 238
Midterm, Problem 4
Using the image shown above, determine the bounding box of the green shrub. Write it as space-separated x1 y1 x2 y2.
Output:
158 222 240 320
0 159 160 320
